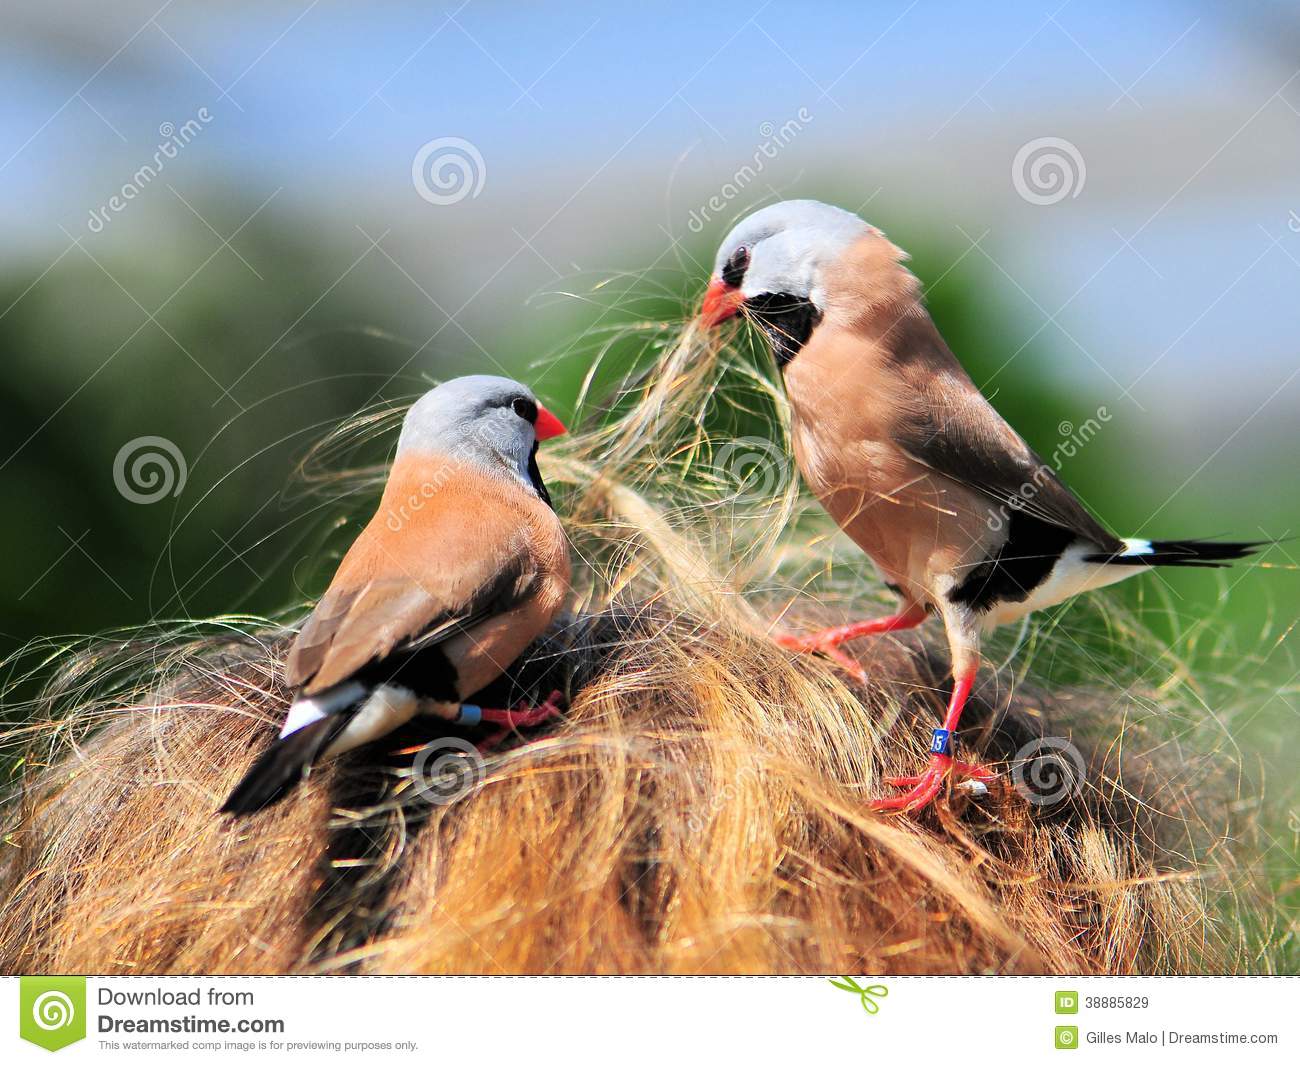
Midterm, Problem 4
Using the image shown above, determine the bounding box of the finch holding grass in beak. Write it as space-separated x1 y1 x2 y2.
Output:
698 199 1264 813
222 375 571 815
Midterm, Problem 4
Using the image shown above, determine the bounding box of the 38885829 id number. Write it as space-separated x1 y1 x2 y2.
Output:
1085 996 1149 1009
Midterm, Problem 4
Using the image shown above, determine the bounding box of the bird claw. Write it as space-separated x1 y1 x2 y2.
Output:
872 765 946 812
479 689 566 729
473 690 566 753
872 754 997 813
774 632 867 683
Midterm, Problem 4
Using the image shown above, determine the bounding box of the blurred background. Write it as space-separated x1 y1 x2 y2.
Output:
2 0 1297 935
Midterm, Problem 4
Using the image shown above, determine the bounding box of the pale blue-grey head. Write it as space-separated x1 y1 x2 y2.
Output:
396 375 564 496
712 199 872 309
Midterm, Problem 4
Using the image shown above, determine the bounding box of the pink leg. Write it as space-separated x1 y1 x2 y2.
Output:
479 690 566 728
871 665 997 813
471 690 565 752
882 758 996 787
775 603 928 681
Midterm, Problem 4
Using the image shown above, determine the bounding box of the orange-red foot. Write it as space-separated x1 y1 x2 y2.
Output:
871 753 998 813
774 606 928 684
479 689 566 729
472 690 566 752
774 631 867 682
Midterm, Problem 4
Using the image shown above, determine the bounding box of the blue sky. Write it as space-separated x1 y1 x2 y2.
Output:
3 0 1298 464
1 1 1277 209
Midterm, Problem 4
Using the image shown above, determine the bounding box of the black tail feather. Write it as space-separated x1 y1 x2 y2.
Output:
219 715 350 816
1084 538 1268 569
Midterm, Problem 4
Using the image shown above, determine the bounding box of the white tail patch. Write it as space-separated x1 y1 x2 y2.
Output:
279 680 367 739
981 542 1147 630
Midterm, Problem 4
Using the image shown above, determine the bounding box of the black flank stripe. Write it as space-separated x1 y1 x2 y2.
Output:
950 510 1075 613
356 644 461 703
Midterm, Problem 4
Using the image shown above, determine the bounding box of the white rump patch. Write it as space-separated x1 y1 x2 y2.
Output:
279 680 367 739
980 541 1148 630
279 698 327 739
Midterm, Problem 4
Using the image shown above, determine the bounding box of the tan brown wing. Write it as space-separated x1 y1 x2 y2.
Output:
285 456 552 695
286 567 535 694
888 317 1121 550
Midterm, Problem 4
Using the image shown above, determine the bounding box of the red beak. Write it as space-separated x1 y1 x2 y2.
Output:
534 403 567 441
699 277 745 327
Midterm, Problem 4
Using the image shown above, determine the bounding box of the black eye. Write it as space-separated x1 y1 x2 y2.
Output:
721 245 750 288
511 396 538 423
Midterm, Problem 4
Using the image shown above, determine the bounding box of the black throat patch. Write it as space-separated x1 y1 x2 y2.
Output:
744 292 823 368
527 441 553 509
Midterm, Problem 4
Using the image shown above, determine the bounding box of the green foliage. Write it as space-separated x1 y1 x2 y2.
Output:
1 200 1293 967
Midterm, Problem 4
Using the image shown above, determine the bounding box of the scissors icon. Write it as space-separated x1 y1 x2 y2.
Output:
829 976 888 1014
